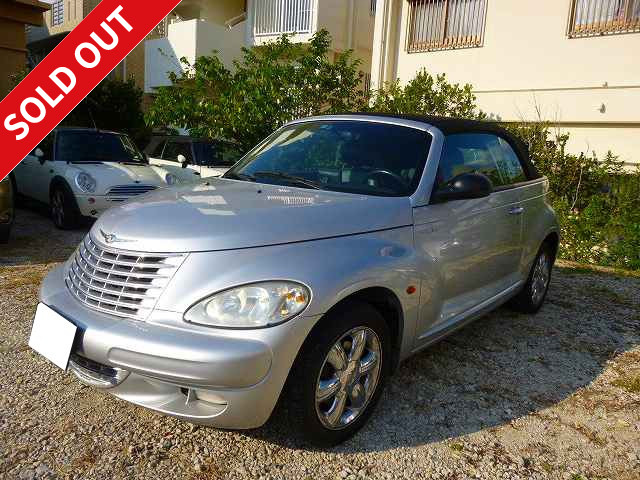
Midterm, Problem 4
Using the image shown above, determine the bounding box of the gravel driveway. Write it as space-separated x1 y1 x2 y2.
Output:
1 208 639 480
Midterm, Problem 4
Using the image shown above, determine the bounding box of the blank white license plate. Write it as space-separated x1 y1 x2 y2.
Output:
29 303 77 370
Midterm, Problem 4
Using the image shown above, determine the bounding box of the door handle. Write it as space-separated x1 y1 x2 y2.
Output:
509 206 525 215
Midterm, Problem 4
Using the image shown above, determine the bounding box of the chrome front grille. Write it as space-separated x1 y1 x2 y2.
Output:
106 185 157 202
65 235 185 320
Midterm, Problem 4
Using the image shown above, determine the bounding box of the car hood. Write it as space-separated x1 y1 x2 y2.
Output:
70 162 169 193
91 179 414 253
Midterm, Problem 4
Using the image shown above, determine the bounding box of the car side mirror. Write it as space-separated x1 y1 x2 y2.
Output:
432 172 493 203
177 154 188 168
34 148 46 164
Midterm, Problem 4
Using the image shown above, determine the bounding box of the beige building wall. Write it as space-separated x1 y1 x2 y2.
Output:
317 0 376 80
373 0 640 166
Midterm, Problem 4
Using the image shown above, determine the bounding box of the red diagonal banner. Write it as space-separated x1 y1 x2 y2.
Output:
0 0 181 181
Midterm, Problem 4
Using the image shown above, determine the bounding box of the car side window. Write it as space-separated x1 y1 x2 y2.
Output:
194 142 243 167
149 139 166 158
435 133 506 189
162 141 193 163
491 137 528 185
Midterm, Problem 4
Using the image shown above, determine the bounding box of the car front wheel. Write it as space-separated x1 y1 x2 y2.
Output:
50 185 80 230
284 301 391 447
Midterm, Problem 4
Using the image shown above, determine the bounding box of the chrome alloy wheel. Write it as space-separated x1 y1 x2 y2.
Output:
315 327 382 430
531 252 551 306
51 190 65 227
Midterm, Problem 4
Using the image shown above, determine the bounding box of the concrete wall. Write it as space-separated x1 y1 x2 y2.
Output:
375 0 640 166
145 19 244 93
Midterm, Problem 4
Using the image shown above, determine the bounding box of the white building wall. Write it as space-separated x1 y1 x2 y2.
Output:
375 0 640 166
145 19 244 93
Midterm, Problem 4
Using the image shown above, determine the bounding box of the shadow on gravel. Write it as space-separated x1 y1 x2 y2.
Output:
0 206 90 267
247 273 640 453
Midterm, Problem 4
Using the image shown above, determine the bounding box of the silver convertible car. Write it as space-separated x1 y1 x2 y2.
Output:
31 114 558 446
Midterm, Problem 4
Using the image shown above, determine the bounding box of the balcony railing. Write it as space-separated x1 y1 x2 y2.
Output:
253 0 316 36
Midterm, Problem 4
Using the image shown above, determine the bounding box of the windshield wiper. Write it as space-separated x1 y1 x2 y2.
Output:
225 172 256 182
253 171 324 190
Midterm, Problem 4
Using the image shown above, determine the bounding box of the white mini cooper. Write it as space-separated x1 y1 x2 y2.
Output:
11 128 176 229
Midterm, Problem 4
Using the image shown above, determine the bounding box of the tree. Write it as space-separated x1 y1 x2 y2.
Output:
8 70 149 145
147 30 367 152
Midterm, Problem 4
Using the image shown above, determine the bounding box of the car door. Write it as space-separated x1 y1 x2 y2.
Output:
157 139 201 183
413 132 525 339
15 133 55 202
196 141 243 178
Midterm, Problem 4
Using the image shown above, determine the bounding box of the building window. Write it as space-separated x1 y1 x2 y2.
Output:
254 0 315 36
51 0 64 26
568 0 640 37
406 0 487 53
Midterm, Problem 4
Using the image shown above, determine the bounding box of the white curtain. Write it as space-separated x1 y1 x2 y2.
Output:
574 0 640 26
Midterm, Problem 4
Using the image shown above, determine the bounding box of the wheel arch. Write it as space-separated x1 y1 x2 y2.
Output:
307 286 405 373
49 175 74 199
542 230 560 262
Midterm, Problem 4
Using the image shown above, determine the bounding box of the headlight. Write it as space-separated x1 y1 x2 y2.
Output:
75 172 96 193
165 173 179 185
184 281 310 328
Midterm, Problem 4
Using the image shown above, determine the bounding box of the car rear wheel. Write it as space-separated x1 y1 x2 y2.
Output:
509 243 554 313
283 301 391 447
50 185 80 230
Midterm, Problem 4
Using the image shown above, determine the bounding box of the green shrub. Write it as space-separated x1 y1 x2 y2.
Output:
504 122 639 270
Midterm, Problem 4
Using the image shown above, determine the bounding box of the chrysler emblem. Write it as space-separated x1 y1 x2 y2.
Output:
100 229 131 244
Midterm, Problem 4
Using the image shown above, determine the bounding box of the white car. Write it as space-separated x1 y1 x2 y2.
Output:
12 128 177 229
145 135 243 183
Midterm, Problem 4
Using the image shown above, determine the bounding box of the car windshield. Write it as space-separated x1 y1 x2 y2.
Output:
194 141 243 167
57 131 145 164
224 121 432 197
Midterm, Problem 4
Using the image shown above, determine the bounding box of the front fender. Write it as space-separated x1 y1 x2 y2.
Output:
156 227 421 356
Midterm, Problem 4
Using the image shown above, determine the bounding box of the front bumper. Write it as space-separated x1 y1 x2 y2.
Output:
40 265 320 428
75 195 132 218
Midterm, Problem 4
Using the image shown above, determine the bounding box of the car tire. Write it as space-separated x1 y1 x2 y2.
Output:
283 300 391 447
50 184 80 230
509 242 554 314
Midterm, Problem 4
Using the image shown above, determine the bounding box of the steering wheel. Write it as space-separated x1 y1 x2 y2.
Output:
365 170 408 191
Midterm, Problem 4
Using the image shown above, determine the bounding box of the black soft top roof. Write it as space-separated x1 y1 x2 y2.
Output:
331 113 540 180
